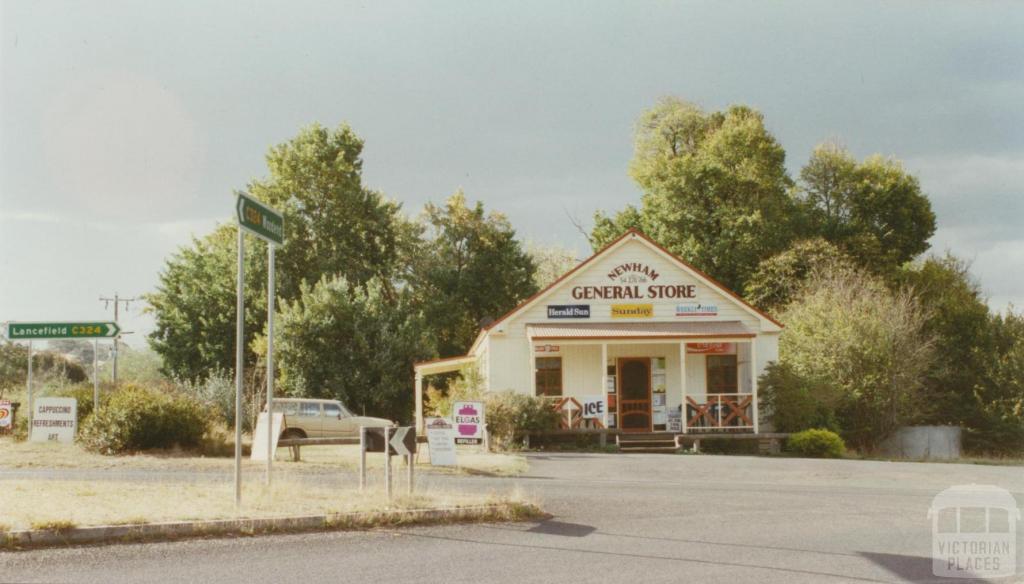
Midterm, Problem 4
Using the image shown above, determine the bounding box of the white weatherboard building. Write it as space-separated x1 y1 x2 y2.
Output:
414 230 782 435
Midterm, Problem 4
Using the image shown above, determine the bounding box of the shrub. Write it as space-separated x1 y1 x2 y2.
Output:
79 384 211 454
425 365 485 418
483 390 560 450
177 369 235 427
53 383 112 423
786 429 845 458
759 362 840 433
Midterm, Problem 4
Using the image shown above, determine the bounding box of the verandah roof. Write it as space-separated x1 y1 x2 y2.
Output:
526 321 755 340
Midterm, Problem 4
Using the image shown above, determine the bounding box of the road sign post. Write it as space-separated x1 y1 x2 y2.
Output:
93 340 99 413
234 192 283 506
234 227 244 507
27 341 33 430
384 427 393 499
359 426 368 490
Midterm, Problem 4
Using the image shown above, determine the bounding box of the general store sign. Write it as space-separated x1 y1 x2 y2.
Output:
30 397 77 443
452 401 485 445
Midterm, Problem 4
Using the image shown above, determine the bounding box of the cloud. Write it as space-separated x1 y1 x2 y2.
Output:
38 70 206 223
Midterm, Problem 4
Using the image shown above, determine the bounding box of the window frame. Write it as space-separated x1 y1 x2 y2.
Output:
535 356 563 397
705 354 739 394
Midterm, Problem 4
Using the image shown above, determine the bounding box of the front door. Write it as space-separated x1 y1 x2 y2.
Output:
618 358 651 432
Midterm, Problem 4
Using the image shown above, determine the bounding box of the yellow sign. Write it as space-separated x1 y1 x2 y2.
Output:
611 304 654 318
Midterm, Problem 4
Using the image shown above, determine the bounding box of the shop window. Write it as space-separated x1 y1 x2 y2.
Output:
535 357 563 397
706 355 738 394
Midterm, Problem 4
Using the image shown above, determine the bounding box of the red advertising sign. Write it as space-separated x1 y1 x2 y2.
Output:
686 343 735 354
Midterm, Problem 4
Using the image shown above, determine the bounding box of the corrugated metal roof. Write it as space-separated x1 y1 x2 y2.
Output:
527 321 755 339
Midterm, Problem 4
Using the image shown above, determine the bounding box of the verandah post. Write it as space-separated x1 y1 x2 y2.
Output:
751 339 759 434
679 341 687 434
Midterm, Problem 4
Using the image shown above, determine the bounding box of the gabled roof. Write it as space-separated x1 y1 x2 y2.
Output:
471 229 781 352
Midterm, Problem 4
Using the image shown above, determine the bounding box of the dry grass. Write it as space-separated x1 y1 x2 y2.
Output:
0 439 528 476
0 479 532 532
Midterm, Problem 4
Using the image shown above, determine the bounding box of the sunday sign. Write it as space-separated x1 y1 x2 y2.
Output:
571 262 697 301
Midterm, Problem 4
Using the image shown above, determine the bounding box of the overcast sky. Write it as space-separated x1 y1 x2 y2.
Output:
2 1 1022 347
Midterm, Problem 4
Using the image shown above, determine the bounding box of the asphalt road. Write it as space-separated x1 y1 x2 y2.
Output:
3 453 1023 583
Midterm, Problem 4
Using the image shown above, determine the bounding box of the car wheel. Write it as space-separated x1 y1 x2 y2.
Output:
280 428 306 440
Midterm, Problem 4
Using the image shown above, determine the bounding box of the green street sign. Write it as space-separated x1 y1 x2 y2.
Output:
5 321 120 340
236 193 284 245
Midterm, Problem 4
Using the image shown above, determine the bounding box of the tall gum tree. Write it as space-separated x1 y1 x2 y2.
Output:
593 98 798 292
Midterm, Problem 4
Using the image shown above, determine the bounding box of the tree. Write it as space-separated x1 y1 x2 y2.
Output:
592 98 798 292
147 124 415 380
743 238 856 314
268 276 432 422
798 142 936 270
412 191 537 357
147 225 268 381
975 310 1024 452
895 255 992 428
526 241 579 289
777 268 935 450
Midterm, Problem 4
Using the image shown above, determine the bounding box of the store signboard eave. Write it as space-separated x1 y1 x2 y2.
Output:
4 321 120 340
236 192 284 245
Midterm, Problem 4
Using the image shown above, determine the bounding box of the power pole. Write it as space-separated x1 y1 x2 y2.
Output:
99 293 136 385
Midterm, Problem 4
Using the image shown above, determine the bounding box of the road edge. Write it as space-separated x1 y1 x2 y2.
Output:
2 502 545 550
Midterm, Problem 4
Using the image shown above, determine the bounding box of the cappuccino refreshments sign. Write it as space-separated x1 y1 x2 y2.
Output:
30 397 77 443
425 417 457 466
452 401 485 445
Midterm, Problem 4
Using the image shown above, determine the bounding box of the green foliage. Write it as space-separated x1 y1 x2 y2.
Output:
786 429 845 458
0 343 89 398
967 310 1024 454
759 362 840 433
797 142 935 270
413 191 538 357
779 267 935 451
594 98 798 291
526 241 579 290
176 368 236 427
483 390 560 450
52 383 110 423
147 123 416 381
147 224 268 382
79 384 211 455
269 275 433 423
425 365 485 419
744 238 855 314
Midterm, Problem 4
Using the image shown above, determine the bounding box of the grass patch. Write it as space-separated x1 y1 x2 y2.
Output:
0 438 528 476
0 479 534 532
28 519 77 533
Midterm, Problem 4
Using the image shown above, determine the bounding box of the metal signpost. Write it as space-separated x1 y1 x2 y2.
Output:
3 321 120 428
359 426 417 497
234 192 284 505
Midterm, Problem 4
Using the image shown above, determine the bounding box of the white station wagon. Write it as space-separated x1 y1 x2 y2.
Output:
268 398 393 440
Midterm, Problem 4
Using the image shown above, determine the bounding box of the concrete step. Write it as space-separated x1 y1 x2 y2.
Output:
619 446 680 454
